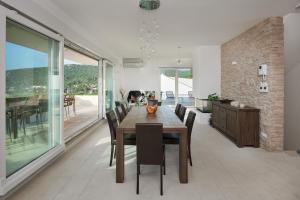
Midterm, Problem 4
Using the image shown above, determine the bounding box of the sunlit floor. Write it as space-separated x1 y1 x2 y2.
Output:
7 109 300 200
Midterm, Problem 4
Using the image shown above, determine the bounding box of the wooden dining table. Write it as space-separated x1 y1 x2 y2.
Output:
116 106 188 183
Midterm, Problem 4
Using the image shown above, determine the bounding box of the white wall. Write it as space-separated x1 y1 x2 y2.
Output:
284 13 300 150
121 58 193 100
123 65 161 98
192 46 221 99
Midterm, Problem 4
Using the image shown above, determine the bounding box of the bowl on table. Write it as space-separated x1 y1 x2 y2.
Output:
146 105 158 114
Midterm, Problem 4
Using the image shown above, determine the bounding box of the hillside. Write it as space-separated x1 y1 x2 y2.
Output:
6 64 99 97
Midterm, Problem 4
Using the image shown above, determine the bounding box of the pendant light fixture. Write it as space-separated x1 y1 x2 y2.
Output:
139 0 160 61
139 0 160 11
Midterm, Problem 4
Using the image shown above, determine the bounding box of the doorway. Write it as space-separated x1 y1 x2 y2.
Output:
160 68 194 107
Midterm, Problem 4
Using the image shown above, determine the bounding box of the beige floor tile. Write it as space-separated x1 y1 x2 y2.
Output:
7 110 300 200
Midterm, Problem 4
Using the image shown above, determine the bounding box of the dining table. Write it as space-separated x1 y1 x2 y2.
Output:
116 106 188 183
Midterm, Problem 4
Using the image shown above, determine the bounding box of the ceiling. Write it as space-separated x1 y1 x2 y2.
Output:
48 0 300 59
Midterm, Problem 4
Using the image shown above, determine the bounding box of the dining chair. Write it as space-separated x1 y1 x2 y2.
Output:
175 103 181 117
163 111 196 166
115 101 121 107
106 110 136 166
115 106 125 123
120 103 128 116
178 105 187 122
124 101 131 112
136 123 165 195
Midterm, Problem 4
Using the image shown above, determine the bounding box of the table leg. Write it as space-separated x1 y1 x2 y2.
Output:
116 128 124 183
179 128 188 183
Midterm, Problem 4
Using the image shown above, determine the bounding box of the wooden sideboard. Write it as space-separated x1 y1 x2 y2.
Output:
211 101 260 147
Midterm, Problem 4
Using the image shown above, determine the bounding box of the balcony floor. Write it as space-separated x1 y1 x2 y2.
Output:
8 109 300 200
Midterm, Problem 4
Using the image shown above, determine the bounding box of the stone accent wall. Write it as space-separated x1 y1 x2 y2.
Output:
221 17 284 151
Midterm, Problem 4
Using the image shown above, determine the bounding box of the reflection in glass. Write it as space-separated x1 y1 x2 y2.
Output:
5 20 61 176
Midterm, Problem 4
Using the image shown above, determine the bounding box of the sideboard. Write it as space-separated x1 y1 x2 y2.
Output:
211 101 260 147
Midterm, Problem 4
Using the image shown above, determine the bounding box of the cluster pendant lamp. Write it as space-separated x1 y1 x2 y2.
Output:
138 0 160 61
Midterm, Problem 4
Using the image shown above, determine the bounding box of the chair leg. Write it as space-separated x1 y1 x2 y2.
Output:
109 144 114 166
163 145 166 175
137 165 139 194
160 165 163 196
188 146 193 166
114 147 116 158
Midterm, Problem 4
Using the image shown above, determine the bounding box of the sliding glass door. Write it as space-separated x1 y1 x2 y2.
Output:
105 62 114 112
160 69 176 106
177 68 194 106
5 19 61 176
160 68 194 107
63 47 100 140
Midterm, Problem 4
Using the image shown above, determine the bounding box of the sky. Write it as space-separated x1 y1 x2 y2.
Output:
6 42 79 70
6 42 48 70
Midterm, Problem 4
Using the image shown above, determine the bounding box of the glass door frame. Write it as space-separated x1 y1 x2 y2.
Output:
0 7 65 196
63 46 103 141
160 67 193 105
102 60 114 118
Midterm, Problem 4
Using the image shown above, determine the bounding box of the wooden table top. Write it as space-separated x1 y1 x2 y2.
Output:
118 106 186 133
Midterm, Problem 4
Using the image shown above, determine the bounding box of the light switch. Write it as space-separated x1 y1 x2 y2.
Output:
258 64 268 76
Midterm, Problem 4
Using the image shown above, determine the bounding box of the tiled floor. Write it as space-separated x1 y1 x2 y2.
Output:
7 110 300 200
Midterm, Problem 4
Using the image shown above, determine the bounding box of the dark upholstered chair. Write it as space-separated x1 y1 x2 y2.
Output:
115 101 121 107
115 106 125 123
116 101 131 112
164 111 196 166
175 103 181 117
120 103 128 116
136 123 165 196
106 110 136 166
178 106 187 122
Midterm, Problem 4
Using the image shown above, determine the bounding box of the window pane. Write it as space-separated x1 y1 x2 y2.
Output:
160 69 176 106
105 63 114 112
63 47 99 139
178 69 194 106
5 19 61 176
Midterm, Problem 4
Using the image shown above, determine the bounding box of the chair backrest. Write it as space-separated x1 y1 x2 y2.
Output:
185 111 196 146
178 106 187 122
120 103 128 116
136 123 163 165
148 99 158 106
115 106 125 123
115 101 122 107
106 110 118 141
175 103 182 116
166 91 175 98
